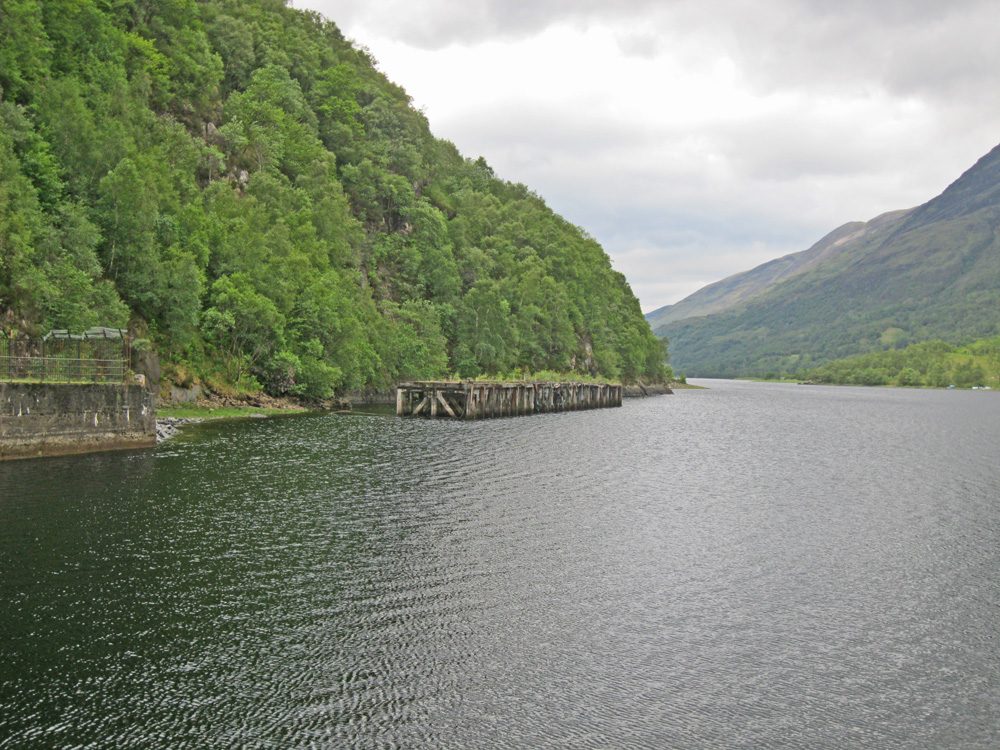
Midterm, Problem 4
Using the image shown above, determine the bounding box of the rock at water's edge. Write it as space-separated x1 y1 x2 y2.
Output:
156 416 203 443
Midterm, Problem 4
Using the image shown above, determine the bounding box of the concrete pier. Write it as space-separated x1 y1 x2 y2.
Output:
0 383 156 460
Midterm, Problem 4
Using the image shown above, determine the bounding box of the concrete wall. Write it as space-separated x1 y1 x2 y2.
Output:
0 383 156 460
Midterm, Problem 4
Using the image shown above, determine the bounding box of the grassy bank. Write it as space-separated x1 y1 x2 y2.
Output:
156 403 308 421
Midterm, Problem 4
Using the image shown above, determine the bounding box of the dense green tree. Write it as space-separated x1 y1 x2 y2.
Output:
452 280 516 377
953 361 985 387
202 273 284 385
895 367 922 386
0 0 52 104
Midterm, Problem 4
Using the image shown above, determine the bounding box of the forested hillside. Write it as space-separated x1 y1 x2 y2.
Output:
801 336 1000 388
656 142 1000 378
0 0 667 398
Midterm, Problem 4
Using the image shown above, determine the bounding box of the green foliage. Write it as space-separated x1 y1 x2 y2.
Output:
0 1 52 104
0 0 665 396
202 273 284 383
0 104 128 335
800 336 1000 389
452 281 515 377
295 353 343 400
371 300 449 384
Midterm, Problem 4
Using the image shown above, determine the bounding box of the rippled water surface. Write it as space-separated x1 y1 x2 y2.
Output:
2 380 999 749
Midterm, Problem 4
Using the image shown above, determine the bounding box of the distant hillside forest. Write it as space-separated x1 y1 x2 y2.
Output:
0 0 667 398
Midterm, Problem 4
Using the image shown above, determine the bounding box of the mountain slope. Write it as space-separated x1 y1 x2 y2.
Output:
655 142 1000 377
644 209 911 329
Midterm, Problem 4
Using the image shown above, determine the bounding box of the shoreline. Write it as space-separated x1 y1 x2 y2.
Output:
156 415 205 443
154 405 311 443
154 379 689 442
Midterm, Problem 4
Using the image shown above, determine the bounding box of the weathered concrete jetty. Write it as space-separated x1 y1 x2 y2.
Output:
396 380 623 419
0 382 155 460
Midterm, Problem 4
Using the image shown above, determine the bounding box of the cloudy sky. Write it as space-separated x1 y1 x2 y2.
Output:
292 0 1000 312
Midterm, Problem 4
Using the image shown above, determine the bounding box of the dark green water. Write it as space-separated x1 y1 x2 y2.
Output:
2 381 999 748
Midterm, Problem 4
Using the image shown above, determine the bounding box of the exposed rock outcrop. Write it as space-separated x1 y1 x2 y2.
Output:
155 416 203 443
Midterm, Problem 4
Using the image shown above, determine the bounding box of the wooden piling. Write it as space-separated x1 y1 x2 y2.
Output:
395 380 623 419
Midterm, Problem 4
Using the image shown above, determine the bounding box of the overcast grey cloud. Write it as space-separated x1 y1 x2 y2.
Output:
293 0 1000 311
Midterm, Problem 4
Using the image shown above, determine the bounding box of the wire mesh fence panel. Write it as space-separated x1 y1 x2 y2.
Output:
1 334 128 383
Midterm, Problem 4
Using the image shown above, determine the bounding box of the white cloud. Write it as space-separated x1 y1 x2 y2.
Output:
294 0 1000 312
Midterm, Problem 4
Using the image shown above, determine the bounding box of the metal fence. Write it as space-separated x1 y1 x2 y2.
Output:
0 327 130 384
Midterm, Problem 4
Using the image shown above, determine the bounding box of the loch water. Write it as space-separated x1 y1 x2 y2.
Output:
1 380 998 749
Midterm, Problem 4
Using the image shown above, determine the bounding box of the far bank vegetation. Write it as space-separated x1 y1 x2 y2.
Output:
762 337 1000 388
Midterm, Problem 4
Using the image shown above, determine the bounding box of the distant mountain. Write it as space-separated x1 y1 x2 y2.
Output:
645 209 911 330
655 142 1000 377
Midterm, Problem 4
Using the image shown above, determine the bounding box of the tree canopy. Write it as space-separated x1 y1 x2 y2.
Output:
0 0 668 396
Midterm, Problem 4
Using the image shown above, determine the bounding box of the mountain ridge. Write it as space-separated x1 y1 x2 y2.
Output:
653 141 1000 377
644 208 912 330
